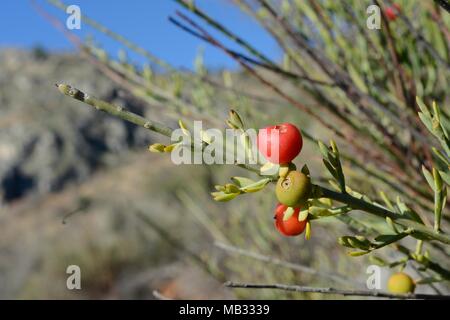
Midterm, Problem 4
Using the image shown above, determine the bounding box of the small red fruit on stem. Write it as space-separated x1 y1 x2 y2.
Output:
274 204 307 236
385 3 401 21
257 123 303 164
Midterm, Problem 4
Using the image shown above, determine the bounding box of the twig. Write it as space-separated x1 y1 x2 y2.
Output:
224 281 450 299
234 0 417 182
171 11 398 179
214 242 353 286
173 0 275 66
55 84 173 137
61 198 92 224
236 0 432 190
35 0 220 128
54 83 450 246
395 244 450 280
135 209 219 280
375 0 413 107
195 73 286 105
168 16 336 87
256 0 429 163
179 3 383 165
171 11 349 143
388 0 450 69
55 84 262 175
411 265 443 295
320 186 450 246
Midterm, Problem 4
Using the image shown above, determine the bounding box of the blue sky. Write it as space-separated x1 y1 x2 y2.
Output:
0 0 280 70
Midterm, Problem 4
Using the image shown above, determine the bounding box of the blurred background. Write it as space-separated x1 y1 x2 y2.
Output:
0 0 449 299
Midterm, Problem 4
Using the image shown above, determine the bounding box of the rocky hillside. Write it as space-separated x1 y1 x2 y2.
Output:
0 49 233 299
0 49 155 203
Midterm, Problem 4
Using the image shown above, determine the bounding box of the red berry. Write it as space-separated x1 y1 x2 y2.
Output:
385 4 401 21
257 123 303 164
274 204 307 236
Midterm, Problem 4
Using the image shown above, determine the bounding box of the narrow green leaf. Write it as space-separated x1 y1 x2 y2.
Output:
416 96 431 116
164 143 179 152
318 141 330 160
422 165 435 191
348 251 369 257
432 147 450 167
148 143 166 153
348 237 371 250
433 168 443 192
330 139 339 155
278 165 290 178
388 258 408 268
301 164 310 176
298 209 309 221
228 109 244 129
214 185 225 191
379 191 394 211
226 120 239 129
283 207 295 221
385 217 400 234
199 130 213 144
260 162 279 176
328 180 341 192
338 236 352 248
308 206 329 216
395 197 423 223
440 170 450 186
239 178 270 193
224 184 240 194
231 176 255 188
178 119 190 136
369 255 387 266
305 221 311 240
328 206 352 215
211 192 239 202
323 159 338 181
415 277 444 285
374 234 399 243
418 112 433 133
348 64 368 92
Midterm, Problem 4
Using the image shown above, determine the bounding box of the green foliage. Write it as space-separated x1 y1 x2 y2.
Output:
49 0 450 296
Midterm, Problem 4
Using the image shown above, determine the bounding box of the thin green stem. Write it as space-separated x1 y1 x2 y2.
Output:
55 84 262 175
319 186 450 245
55 84 450 245
173 0 275 66
415 240 423 255
56 84 173 137
224 281 450 299
396 244 450 280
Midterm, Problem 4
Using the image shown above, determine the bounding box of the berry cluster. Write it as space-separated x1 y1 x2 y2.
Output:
257 123 312 237
257 122 418 293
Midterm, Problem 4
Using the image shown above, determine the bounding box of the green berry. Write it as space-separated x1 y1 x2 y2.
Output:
276 170 311 207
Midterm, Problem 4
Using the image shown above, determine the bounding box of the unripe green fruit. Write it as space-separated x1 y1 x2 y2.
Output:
387 272 415 294
276 170 311 207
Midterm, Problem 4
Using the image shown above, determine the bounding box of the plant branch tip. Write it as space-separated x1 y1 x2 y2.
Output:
224 282 450 300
